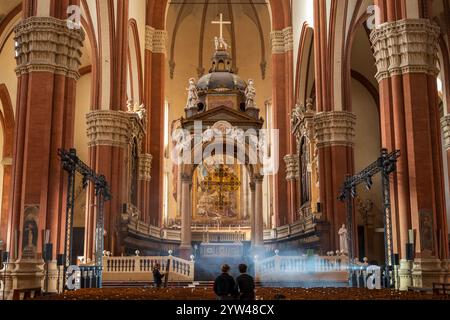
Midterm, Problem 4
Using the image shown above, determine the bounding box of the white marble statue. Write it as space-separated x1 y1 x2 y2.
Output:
126 99 146 119
186 78 198 109
214 36 230 51
338 224 348 254
245 79 256 109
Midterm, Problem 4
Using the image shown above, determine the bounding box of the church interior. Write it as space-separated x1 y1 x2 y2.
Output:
0 0 450 301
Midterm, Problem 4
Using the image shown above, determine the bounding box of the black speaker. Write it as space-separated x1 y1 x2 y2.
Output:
393 254 399 266
57 254 65 266
2 251 9 262
44 244 53 262
317 202 322 212
406 243 414 261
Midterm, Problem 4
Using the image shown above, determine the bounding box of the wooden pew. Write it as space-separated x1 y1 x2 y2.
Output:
432 283 450 295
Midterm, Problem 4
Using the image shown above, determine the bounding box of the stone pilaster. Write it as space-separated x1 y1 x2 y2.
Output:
441 115 450 151
145 26 167 54
370 19 440 82
14 17 85 80
314 111 356 148
270 27 293 54
284 154 299 181
138 154 153 182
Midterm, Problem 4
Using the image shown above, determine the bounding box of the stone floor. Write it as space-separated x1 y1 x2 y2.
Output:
36 287 450 300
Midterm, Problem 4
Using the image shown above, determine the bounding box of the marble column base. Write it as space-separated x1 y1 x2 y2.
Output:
398 260 413 291
41 261 63 294
412 258 448 288
0 259 44 300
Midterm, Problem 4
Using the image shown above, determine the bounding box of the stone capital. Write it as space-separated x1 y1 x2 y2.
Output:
145 26 167 54
86 110 146 148
14 16 85 80
441 115 450 151
283 154 299 181
139 154 153 182
370 19 440 82
270 27 293 54
314 111 356 148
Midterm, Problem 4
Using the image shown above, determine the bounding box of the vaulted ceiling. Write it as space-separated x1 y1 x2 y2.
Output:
167 0 271 80
0 0 21 23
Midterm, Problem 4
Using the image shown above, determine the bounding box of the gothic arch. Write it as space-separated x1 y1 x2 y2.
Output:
128 19 144 103
295 23 314 104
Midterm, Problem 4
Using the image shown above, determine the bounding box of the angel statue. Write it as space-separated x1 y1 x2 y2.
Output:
245 79 256 109
214 36 231 51
186 78 198 109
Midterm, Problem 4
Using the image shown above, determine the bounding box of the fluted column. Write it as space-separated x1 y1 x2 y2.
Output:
254 175 264 247
179 174 192 258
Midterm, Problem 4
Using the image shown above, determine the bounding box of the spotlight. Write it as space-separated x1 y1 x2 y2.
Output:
365 176 373 191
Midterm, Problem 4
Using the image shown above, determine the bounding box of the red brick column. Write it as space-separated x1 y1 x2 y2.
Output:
7 14 84 262
144 24 167 227
371 16 448 288
314 112 356 252
270 26 294 226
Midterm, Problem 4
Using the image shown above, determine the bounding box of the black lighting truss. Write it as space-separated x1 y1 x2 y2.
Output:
338 148 400 289
58 148 111 289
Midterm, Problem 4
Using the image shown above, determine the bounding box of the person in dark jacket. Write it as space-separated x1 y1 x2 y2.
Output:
213 264 237 300
153 263 165 288
235 264 255 300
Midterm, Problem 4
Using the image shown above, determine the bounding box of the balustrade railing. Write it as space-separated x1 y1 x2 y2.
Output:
103 255 194 282
255 255 349 275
